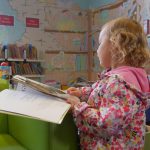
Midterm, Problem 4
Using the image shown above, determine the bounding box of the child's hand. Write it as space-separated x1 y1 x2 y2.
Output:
67 87 82 97
67 95 80 109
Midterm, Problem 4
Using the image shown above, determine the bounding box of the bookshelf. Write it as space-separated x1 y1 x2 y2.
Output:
0 44 45 80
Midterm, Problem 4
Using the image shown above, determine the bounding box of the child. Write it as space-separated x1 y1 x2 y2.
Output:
67 17 150 150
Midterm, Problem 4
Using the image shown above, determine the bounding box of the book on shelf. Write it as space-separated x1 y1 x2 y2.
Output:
0 75 71 124
25 44 38 59
2 44 38 60
0 45 4 59
10 62 43 75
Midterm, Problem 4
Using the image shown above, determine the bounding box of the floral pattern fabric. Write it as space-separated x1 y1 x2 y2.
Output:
73 72 150 150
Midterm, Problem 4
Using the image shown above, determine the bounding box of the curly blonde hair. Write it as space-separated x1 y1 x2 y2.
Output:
103 17 150 68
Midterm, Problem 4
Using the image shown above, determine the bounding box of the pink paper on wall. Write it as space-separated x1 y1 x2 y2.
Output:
0 15 14 26
26 17 39 28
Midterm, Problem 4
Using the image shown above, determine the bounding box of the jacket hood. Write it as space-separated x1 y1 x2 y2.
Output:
107 66 150 93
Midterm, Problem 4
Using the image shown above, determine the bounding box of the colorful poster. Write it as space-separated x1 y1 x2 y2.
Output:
0 15 14 26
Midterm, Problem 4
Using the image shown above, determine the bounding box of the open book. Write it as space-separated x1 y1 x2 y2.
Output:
0 75 71 124
12 75 69 99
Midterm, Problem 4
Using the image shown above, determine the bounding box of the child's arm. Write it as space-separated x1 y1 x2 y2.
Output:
67 81 99 102
72 78 139 137
67 69 109 102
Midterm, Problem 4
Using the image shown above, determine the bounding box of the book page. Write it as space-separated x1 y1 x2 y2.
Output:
0 89 71 124
12 75 70 99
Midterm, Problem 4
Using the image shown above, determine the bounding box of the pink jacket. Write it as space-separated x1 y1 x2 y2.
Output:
106 66 149 93
73 66 150 150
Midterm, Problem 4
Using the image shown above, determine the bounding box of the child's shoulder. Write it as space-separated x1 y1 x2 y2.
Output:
104 73 125 89
99 71 136 91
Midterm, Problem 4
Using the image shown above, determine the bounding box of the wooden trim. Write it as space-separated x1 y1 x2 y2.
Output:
88 29 101 37
7 58 24 62
0 58 5 61
87 10 93 81
45 50 88 54
44 29 86 34
6 58 45 62
92 0 127 14
26 59 45 62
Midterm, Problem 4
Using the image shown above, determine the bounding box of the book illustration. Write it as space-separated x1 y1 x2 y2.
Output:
12 75 69 100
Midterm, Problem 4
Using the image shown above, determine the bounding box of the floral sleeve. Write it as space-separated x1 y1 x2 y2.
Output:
79 69 110 102
73 76 139 137
79 82 99 102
